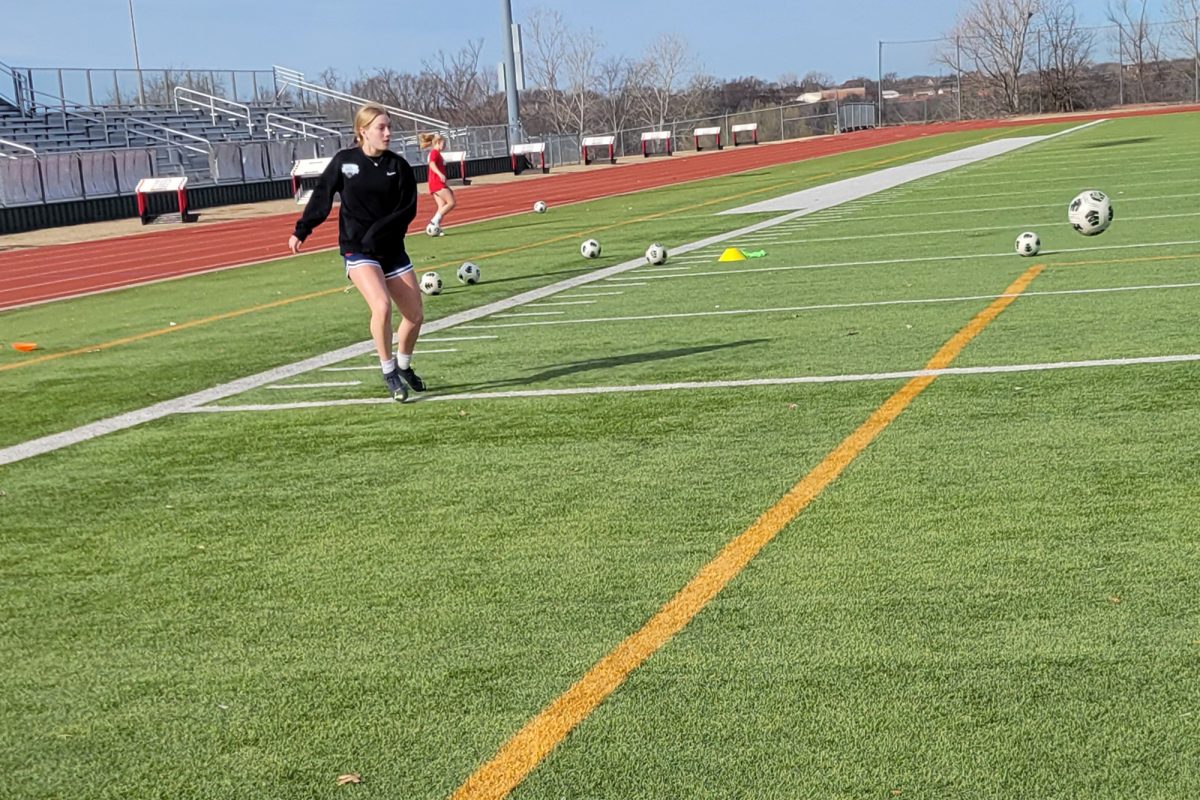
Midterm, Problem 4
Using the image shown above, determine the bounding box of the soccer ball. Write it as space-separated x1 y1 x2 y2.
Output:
645 243 668 265
419 270 443 295
1067 190 1113 236
457 261 481 284
1014 231 1041 257
580 238 601 258
425 221 442 237
533 200 547 213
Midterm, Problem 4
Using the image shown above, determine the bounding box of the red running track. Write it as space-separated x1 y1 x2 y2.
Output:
1 106 1194 311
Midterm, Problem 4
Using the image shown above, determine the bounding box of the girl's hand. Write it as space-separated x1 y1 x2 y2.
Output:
288 235 302 254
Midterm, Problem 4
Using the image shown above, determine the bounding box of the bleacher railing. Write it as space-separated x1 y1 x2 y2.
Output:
264 112 342 141
0 137 38 158
8 65 276 109
173 87 253 136
272 65 449 131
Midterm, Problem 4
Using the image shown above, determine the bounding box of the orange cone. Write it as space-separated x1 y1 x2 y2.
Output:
12 342 38 352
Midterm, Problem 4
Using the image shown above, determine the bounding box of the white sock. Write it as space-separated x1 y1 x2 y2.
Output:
431 213 442 226
380 357 396 374
396 353 412 370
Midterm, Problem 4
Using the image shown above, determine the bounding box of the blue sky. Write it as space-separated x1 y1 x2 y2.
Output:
3 0 1134 87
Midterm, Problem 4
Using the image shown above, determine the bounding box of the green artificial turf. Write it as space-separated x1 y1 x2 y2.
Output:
2 112 1198 799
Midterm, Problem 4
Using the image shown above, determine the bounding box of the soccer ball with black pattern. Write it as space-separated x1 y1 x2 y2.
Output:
645 243 668 264
1067 190 1113 236
1014 231 1040 257
457 261 481 284
580 238 601 258
419 270 443 295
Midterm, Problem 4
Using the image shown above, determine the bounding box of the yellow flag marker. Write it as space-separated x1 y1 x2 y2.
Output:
718 247 746 262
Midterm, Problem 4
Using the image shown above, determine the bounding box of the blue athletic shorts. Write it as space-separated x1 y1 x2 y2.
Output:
344 253 414 280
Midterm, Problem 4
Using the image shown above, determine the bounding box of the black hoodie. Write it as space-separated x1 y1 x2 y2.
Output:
293 147 418 260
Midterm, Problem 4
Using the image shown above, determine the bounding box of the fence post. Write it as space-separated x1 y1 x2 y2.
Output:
1195 15 1199 103
877 40 884 126
1118 28 1124 106
955 36 963 120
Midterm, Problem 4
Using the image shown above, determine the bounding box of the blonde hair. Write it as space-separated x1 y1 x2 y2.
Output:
353 104 389 145
418 131 445 149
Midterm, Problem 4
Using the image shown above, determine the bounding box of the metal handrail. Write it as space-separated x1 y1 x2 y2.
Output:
0 136 38 157
264 112 341 140
272 65 448 129
0 69 114 144
173 86 254 135
123 118 211 155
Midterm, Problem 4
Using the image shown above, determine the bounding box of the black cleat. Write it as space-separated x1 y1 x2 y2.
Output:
383 368 409 402
397 366 426 392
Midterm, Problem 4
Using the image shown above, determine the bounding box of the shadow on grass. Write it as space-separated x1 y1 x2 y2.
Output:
1081 137 1159 148
432 338 770 393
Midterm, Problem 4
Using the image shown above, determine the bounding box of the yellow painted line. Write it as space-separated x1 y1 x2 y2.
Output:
0 287 343 372
449 263 1044 800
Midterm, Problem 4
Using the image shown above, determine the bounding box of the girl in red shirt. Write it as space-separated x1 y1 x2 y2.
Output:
418 132 456 233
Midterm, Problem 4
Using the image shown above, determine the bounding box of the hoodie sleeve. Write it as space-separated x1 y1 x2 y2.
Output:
361 158 418 252
292 152 343 242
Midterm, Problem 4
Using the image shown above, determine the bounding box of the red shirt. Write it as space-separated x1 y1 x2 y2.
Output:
428 148 446 192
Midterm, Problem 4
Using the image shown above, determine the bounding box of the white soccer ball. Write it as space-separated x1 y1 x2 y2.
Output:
580 238 601 258
1067 190 1113 236
645 243 668 265
457 261 481 285
419 270 443 295
425 221 442 237
1014 231 1041 257
533 200 547 213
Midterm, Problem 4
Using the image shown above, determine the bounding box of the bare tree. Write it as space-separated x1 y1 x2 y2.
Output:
1035 0 1096 110
942 0 1040 114
422 40 494 125
596 56 637 135
1164 0 1200 100
1108 0 1163 102
800 71 835 92
523 6 569 132
562 27 601 136
636 33 695 127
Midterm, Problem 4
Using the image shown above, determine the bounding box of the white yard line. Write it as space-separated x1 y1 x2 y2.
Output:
268 381 361 390
525 300 598 307
558 292 625 298
583 240 1200 285
728 211 1200 248
420 335 499 342
184 353 1200 413
457 281 1200 330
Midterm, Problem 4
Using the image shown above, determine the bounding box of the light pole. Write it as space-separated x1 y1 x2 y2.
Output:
128 0 146 105
500 0 521 145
